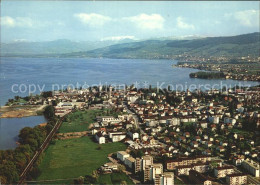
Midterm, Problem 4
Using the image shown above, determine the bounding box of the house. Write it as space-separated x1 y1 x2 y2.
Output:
233 157 244 166
127 131 139 140
179 136 186 143
190 141 199 148
184 132 190 138
95 132 106 144
202 149 212 156
173 141 181 147
195 136 201 142
217 146 225 153
220 141 228 147
101 162 118 172
206 141 213 148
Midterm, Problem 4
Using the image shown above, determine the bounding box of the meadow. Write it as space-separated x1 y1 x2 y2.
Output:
37 136 127 181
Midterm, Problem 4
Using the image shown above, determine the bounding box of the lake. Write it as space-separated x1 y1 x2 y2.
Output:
1 57 259 106
0 116 47 150
0 57 259 150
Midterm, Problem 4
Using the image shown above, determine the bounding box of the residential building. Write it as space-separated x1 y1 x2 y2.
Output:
189 170 212 185
124 157 136 169
214 166 235 178
101 162 118 172
117 151 130 162
135 157 142 173
95 132 105 144
226 173 247 185
142 155 153 170
241 159 260 177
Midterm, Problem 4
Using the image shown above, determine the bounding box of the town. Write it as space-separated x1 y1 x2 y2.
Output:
11 84 258 185
176 61 260 82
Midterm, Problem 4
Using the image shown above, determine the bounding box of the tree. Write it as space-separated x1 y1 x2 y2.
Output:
91 170 99 180
43 105 55 119
41 91 52 98
85 175 97 184
0 162 19 183
74 176 85 184
118 164 126 172
120 181 127 185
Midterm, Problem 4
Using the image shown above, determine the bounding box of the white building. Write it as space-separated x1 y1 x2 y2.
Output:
127 131 139 140
226 173 247 185
124 157 136 169
209 116 219 124
161 172 174 185
214 166 235 178
151 163 163 180
117 151 130 162
142 155 153 170
95 132 106 144
170 118 181 126
242 159 260 177
109 132 126 142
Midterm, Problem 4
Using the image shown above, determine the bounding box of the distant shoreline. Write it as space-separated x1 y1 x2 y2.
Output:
0 105 47 118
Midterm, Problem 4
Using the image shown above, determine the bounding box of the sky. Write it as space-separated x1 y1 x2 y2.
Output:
1 1 259 43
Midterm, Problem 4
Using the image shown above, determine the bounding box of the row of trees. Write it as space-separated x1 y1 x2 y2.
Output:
0 105 56 184
190 71 226 79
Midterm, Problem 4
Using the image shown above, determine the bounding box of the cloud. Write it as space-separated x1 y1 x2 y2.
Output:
123 14 165 30
101 35 137 41
226 9 259 27
1 16 33 27
74 13 112 27
176 17 195 30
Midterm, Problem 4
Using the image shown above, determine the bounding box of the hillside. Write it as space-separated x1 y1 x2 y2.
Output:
0 39 136 56
1 32 259 59
61 32 260 59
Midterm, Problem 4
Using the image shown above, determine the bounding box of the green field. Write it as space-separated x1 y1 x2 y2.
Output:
58 110 102 133
58 109 122 133
174 177 186 185
37 136 127 181
97 172 134 185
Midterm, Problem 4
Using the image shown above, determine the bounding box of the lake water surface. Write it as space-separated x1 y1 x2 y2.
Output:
1 57 259 106
0 116 47 150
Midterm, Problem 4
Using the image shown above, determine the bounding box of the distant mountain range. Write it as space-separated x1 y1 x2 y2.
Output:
1 32 259 59
0 39 137 56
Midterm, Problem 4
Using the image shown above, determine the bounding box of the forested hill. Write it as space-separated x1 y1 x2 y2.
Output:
60 32 260 59
1 32 259 59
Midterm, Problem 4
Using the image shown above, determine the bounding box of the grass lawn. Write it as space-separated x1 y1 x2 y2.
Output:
37 136 127 181
97 172 134 185
230 128 251 135
182 122 194 127
174 177 186 185
59 110 102 133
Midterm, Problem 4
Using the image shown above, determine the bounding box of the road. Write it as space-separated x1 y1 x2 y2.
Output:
123 103 144 134
123 102 166 148
18 115 66 184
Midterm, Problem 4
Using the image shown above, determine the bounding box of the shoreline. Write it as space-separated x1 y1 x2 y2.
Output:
0 104 47 118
